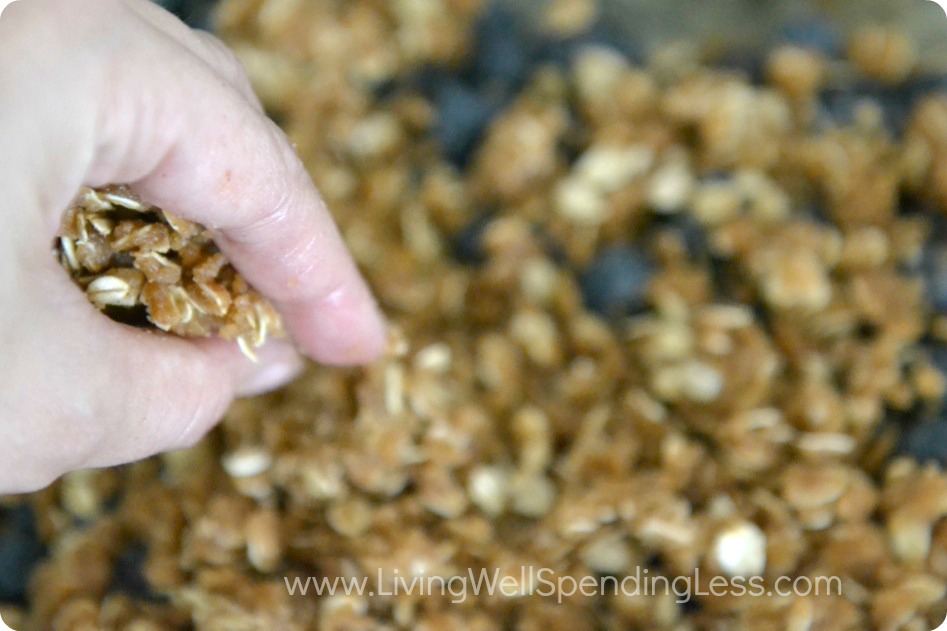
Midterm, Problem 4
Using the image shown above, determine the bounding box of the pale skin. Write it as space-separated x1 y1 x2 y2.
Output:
0 0 387 492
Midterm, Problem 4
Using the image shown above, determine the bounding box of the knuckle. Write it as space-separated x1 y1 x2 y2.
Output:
167 397 227 452
103 348 229 458
196 31 252 88
163 372 233 452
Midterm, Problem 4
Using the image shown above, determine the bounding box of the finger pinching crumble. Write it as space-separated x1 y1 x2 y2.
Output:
57 185 283 359
7 1 947 630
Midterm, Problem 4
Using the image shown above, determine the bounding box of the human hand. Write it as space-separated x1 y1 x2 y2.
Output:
0 0 386 492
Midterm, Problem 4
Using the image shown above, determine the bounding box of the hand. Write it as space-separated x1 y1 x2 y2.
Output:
0 0 387 492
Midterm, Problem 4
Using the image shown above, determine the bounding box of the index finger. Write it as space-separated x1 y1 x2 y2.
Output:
83 3 387 364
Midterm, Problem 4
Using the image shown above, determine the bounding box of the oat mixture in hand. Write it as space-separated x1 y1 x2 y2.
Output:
58 185 284 359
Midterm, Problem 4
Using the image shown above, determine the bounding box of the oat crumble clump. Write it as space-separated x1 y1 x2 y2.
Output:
58 185 283 359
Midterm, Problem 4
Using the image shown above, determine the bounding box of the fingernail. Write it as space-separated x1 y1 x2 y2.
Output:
296 285 388 365
324 307 388 364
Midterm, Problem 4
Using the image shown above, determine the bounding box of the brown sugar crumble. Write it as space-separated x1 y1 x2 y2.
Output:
58 185 284 360
10 3 947 631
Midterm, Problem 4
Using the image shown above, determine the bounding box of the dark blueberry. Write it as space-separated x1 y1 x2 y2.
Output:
581 7 643 62
580 245 653 316
750 301 774 335
897 418 947 465
928 342 947 379
779 18 842 55
921 242 947 312
651 214 708 261
370 78 401 102
434 80 503 167
818 76 947 137
679 591 703 615
452 214 494 264
537 231 570 267
802 202 834 226
532 36 583 70
715 47 767 84
897 344 947 463
151 0 218 30
699 171 734 183
470 5 533 93
110 541 165 602
0 504 47 605
410 66 453 100
534 23 641 70
898 191 938 218
815 86 872 130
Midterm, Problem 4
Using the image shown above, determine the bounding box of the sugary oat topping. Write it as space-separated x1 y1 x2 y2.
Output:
8 3 947 631
58 185 283 359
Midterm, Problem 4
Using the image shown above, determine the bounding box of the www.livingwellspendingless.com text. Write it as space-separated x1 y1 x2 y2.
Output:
284 566 842 605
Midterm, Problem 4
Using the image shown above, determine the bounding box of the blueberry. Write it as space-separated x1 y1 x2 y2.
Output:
410 66 452 99
715 47 766 84
652 215 708 261
899 190 939 218
452 214 494 264
580 245 653 316
818 76 947 137
816 86 874 130
535 23 641 70
897 418 947 465
109 541 165 602
930 343 947 376
0 504 46 605
434 80 503 167
779 18 842 55
700 171 734 183
806 202 835 227
921 241 947 312
896 343 947 463
370 78 400 102
470 5 532 92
